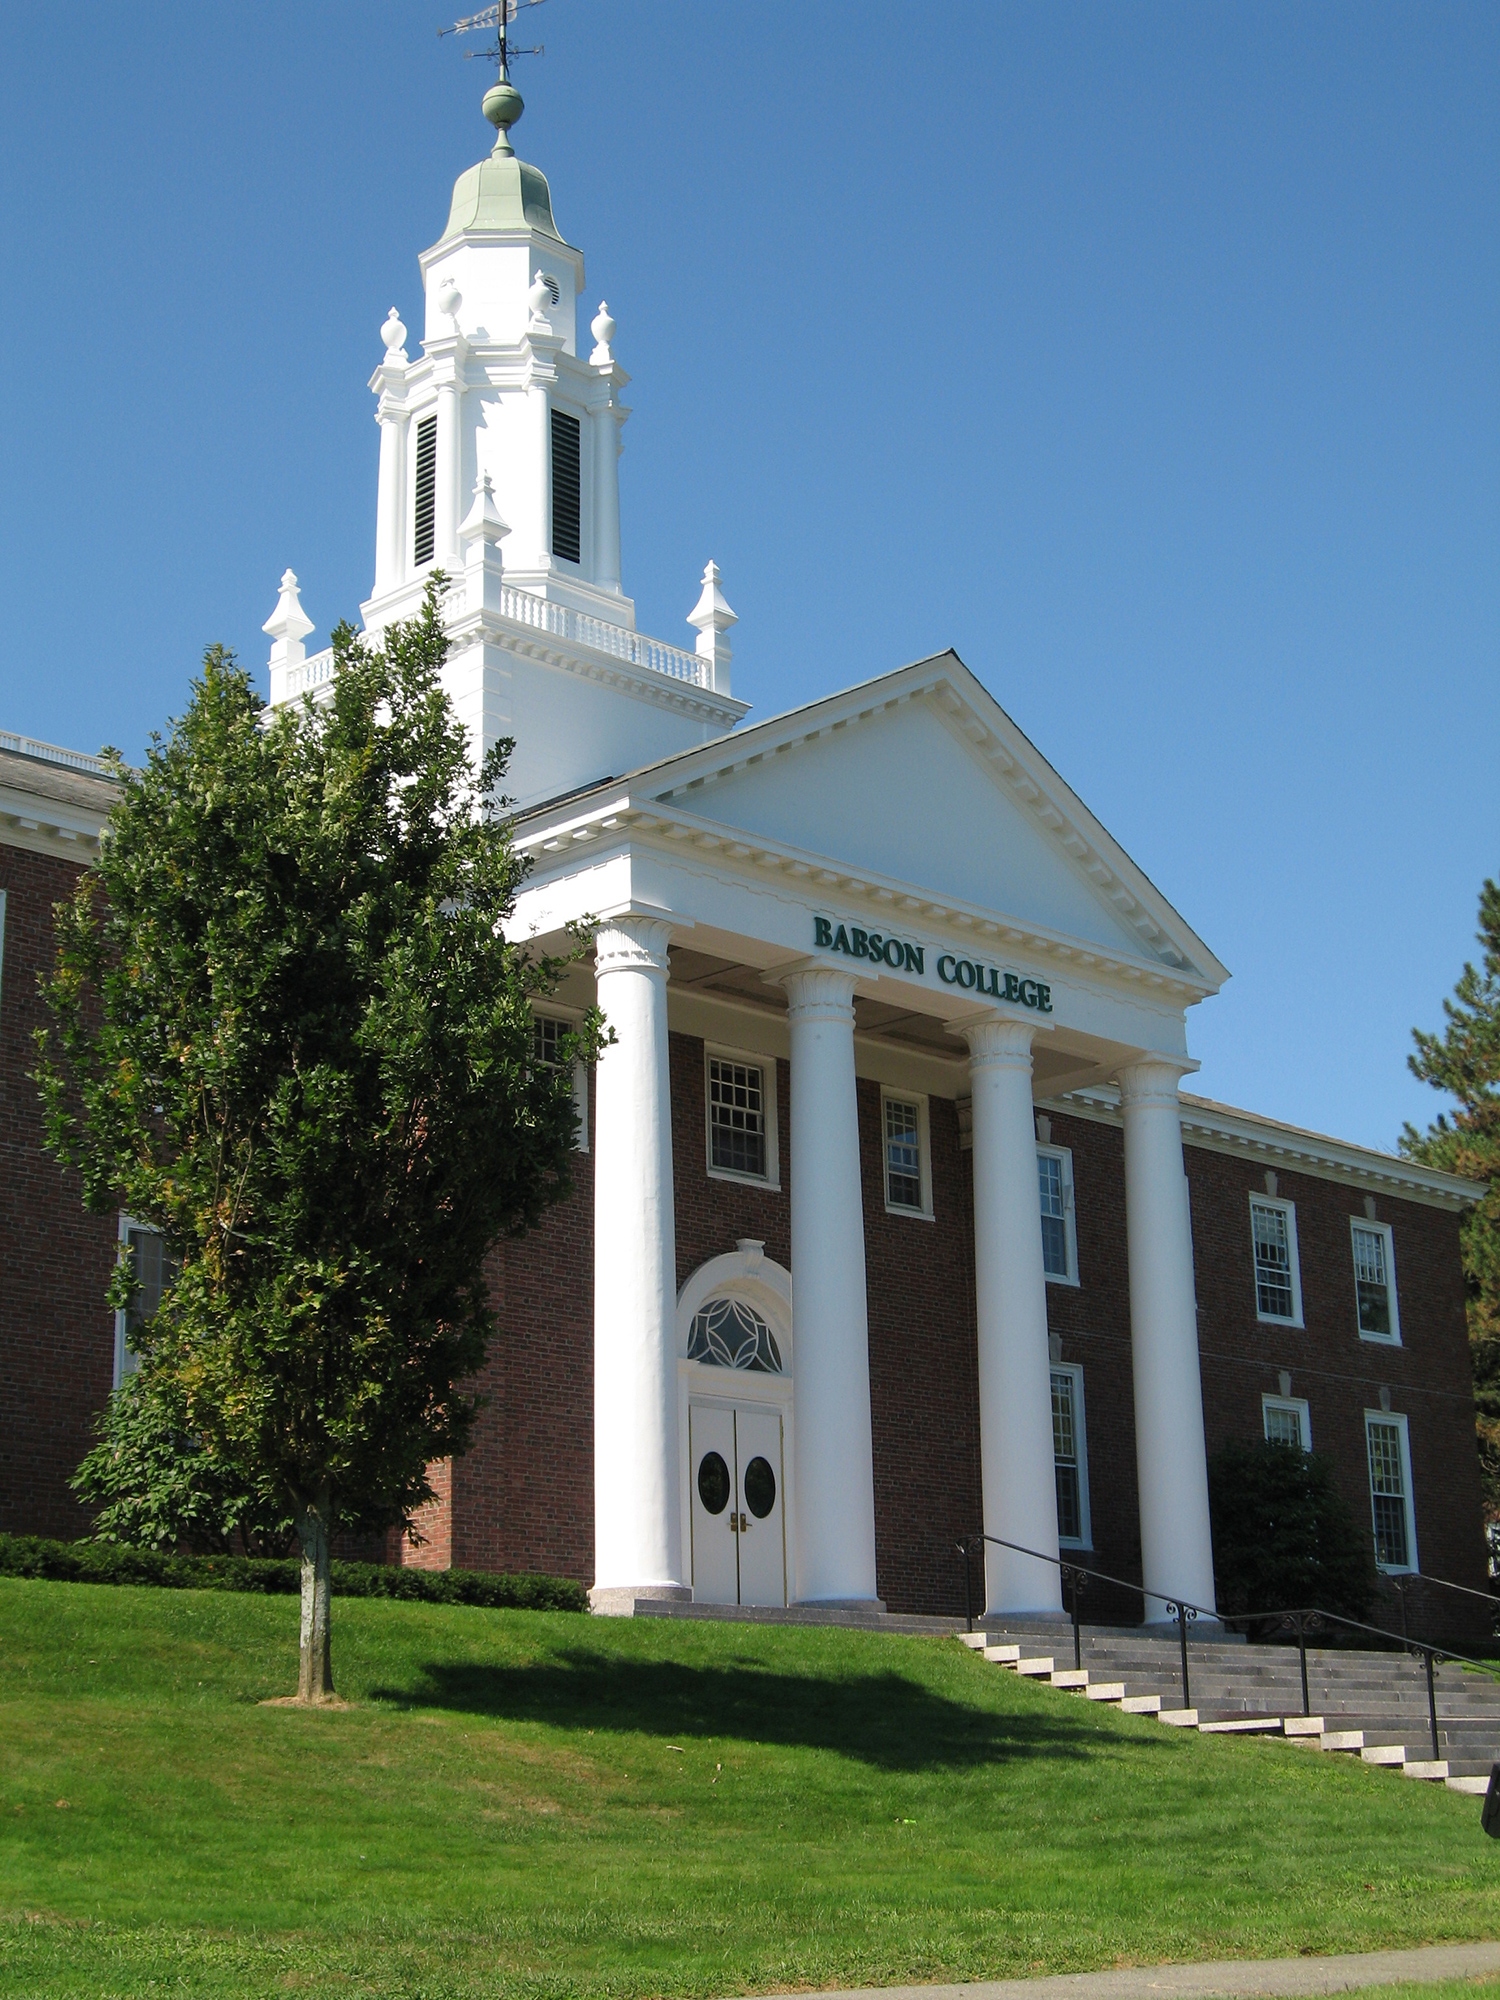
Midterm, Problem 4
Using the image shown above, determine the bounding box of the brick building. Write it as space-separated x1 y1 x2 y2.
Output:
1 71 1486 1643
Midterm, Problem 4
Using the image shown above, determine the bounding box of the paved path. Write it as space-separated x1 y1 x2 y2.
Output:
765 1940 1500 2000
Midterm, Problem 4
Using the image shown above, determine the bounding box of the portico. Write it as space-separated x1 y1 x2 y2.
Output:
508 653 1231 1621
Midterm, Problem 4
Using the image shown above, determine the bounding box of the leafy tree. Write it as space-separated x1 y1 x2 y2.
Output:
73 1369 295 1557
38 582 600 1701
1208 1438 1376 1623
1401 878 1500 1530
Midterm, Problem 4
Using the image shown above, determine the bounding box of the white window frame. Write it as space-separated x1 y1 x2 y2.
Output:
1261 1394 1312 1450
880 1088 933 1220
1051 1362 1092 1549
704 1043 780 1190
532 1008 590 1153
1249 1193 1303 1327
1364 1410 1418 1575
1350 1218 1401 1346
114 1214 170 1391
1037 1143 1079 1287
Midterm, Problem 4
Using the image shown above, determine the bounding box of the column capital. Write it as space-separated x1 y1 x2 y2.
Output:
594 914 674 978
778 964 858 1024
956 1014 1037 1070
1116 1054 1199 1110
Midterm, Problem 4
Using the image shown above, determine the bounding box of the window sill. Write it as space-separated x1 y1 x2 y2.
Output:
1255 1313 1304 1329
1375 1562 1418 1577
707 1165 781 1193
1044 1270 1080 1289
884 1200 934 1222
1358 1330 1402 1347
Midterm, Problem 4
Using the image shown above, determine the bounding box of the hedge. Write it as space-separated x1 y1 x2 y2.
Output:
0 1534 587 1612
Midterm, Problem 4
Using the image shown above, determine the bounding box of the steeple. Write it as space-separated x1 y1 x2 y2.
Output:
363 71 629 633
267 58 749 808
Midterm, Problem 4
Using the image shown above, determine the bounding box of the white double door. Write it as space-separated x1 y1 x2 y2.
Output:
688 1401 787 1607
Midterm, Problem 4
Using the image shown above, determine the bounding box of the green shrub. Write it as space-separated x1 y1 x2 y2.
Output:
0 1534 585 1612
1208 1438 1376 1625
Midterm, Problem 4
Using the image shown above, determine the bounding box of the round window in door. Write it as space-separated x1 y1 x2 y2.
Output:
697 1450 731 1515
742 1455 776 1520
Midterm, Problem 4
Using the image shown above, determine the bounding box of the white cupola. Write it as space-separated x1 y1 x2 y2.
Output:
268 66 749 809
362 69 634 635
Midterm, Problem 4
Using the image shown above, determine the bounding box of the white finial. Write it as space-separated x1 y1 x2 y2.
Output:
263 569 315 683
380 308 408 364
687 560 737 696
435 278 462 323
458 469 510 550
459 469 510 618
590 300 617 367
526 271 553 330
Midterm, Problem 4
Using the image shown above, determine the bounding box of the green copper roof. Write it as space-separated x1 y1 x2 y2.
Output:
441 151 563 243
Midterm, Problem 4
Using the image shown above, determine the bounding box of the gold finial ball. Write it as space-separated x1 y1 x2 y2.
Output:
482 77 524 137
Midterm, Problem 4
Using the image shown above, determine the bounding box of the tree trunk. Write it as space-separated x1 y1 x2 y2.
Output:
295 1487 336 1702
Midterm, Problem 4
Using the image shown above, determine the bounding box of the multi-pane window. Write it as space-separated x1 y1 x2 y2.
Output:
1037 1146 1077 1283
1250 1197 1301 1324
115 1219 178 1388
1051 1365 1090 1546
883 1096 924 1212
1351 1221 1399 1343
533 1015 565 1069
532 1014 588 1152
1262 1396 1311 1450
1366 1413 1415 1571
708 1057 767 1179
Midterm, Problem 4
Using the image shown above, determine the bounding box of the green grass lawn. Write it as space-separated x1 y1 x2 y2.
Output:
2 1577 1499 1999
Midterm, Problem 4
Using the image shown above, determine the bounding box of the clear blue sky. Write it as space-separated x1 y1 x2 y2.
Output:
1 2 1495 1155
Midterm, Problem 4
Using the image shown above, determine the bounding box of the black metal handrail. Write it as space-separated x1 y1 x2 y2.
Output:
956 1528 1500 1761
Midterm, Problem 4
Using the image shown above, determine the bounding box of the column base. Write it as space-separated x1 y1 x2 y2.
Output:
588 1584 692 1618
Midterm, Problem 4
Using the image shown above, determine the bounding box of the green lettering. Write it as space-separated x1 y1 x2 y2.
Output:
1018 978 1038 1008
883 937 904 969
867 932 884 959
833 925 852 955
904 943 925 975
1036 982 1052 1014
1004 972 1021 1003
814 916 833 948
851 928 870 959
937 954 957 984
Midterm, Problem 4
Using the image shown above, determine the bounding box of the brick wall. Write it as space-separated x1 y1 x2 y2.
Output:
0 842 118 1539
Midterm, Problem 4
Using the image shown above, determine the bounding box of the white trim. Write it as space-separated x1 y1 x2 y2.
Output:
1037 1142 1080 1287
1041 1087 1482 1213
1350 1217 1401 1346
1262 1394 1312 1450
1249 1193 1304 1328
113 1213 164 1392
881 1087 933 1220
1051 1361 1092 1550
704 1042 780 1190
1364 1409 1419 1575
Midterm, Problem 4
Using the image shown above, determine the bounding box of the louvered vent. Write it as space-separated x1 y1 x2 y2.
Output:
413 413 437 566
551 407 581 564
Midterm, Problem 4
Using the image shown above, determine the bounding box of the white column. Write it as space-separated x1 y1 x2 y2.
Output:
593 406 621 589
373 404 407 597
781 967 879 1606
591 917 687 1610
1118 1057 1217 1627
435 375 462 567
962 1017 1064 1616
531 382 552 565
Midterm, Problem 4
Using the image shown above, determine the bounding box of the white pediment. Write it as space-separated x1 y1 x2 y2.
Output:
637 654 1225 983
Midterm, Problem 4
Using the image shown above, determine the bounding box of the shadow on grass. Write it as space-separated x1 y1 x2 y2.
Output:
370 1650 1113 1771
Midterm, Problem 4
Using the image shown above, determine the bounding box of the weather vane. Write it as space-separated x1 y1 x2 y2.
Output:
439 0 546 76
